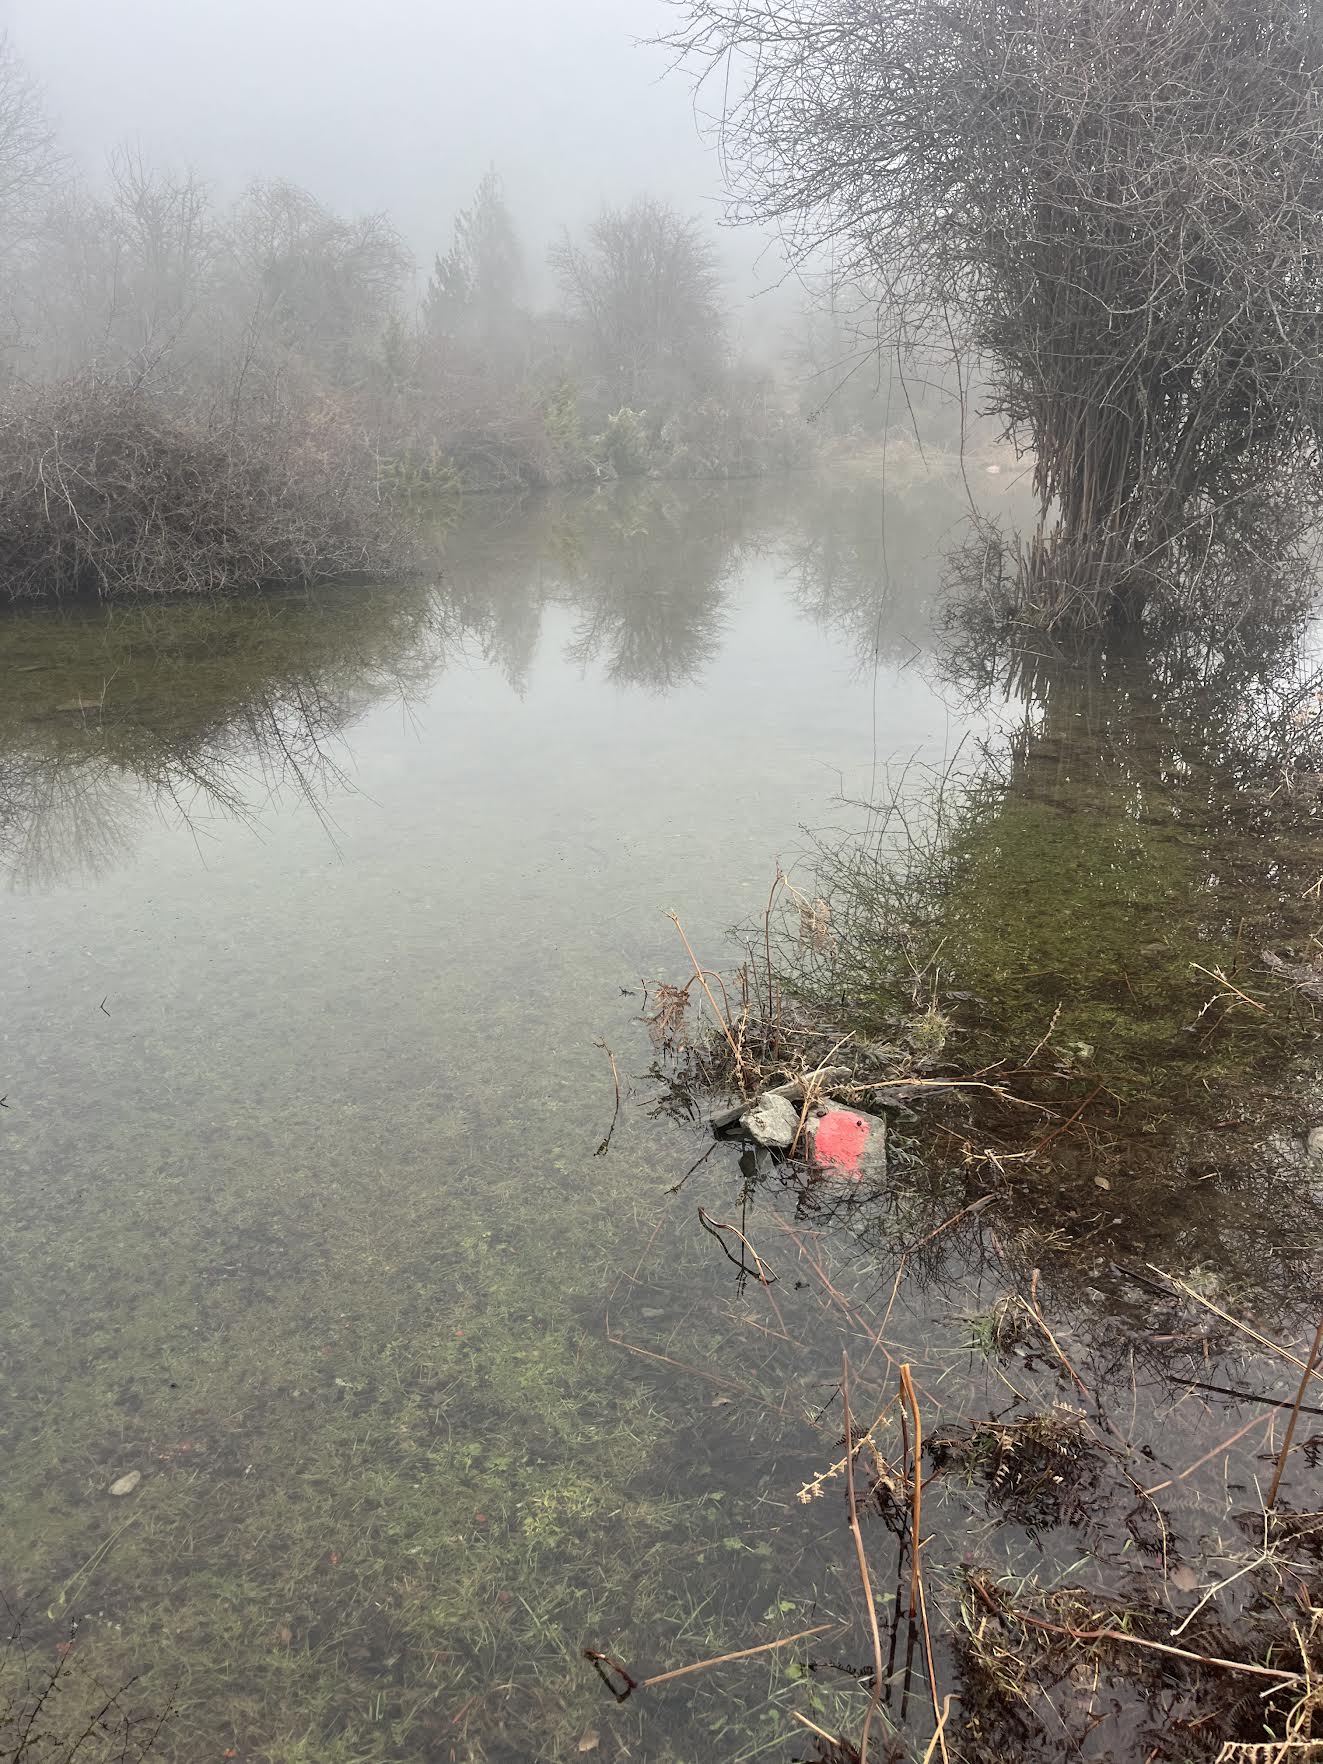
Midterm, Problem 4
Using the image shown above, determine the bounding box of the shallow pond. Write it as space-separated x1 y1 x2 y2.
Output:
4 467 1323 1764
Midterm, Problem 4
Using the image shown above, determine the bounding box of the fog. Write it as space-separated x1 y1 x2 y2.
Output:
6 0 732 273
0 0 977 604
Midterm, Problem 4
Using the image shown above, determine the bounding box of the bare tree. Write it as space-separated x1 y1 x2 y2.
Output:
105 147 213 360
0 35 60 371
551 196 725 410
226 178 411 388
668 0 1323 627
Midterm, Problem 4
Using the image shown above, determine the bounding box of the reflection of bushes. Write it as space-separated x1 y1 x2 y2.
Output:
0 579 446 885
0 1612 171 1761
789 643 1323 1106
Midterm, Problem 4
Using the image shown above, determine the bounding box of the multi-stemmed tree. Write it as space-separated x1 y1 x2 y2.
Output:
669 0 1323 628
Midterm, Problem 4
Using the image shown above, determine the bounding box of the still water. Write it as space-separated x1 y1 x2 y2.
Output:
3 469 1322 1764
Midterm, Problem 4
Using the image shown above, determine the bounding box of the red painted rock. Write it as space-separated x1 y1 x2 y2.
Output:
806 1104 887 1181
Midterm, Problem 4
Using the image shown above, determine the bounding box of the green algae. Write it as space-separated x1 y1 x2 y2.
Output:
797 646 1323 1125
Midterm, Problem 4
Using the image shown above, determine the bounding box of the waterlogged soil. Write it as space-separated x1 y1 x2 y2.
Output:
2 468 1323 1764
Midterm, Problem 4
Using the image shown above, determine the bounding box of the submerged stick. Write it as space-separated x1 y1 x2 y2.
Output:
593 1039 621 1158
637 1623 835 1690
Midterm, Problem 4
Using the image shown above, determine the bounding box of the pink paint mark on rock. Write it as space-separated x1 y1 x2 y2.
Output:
811 1109 871 1178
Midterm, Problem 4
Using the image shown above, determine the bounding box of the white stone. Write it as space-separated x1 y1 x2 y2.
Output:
739 1091 802 1149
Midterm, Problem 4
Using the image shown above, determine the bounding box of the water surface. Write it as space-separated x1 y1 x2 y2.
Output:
4 467 1321 1764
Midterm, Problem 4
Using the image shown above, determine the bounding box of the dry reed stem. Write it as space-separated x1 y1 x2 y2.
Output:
1006 1609 1305 1685
789 1709 850 1746
922 1698 954 1764
666 911 752 1090
843 1353 886 1764
899 1363 949 1763
1150 1269 1323 1386
1267 1314 1323 1509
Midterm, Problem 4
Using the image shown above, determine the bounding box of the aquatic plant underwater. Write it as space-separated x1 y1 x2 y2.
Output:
4 478 1323 1763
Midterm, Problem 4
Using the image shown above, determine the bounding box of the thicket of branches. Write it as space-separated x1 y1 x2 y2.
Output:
0 375 411 599
669 0 1323 626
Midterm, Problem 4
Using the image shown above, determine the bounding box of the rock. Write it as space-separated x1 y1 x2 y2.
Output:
108 1470 141 1498
710 1067 851 1134
1307 1126 1323 1161
806 1104 888 1181
739 1091 802 1150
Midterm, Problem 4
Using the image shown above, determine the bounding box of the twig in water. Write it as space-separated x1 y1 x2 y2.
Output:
1027 1082 1105 1158
582 1648 637 1702
1175 1378 1323 1419
1143 1413 1271 1497
697 1206 777 1285
1189 962 1268 1012
1021 1269 1093 1407
666 911 751 1090
590 1623 835 1697
593 1039 622 1158
669 1138 721 1194
1005 1609 1305 1684
1149 1268 1323 1385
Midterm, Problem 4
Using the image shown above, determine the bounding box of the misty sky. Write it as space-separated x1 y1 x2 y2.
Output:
5 0 754 278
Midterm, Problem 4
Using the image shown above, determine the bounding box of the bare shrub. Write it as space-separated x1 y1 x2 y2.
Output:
0 374 413 601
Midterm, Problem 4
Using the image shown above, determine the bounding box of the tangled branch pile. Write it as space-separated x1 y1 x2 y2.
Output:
0 376 413 600
670 0 1323 625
